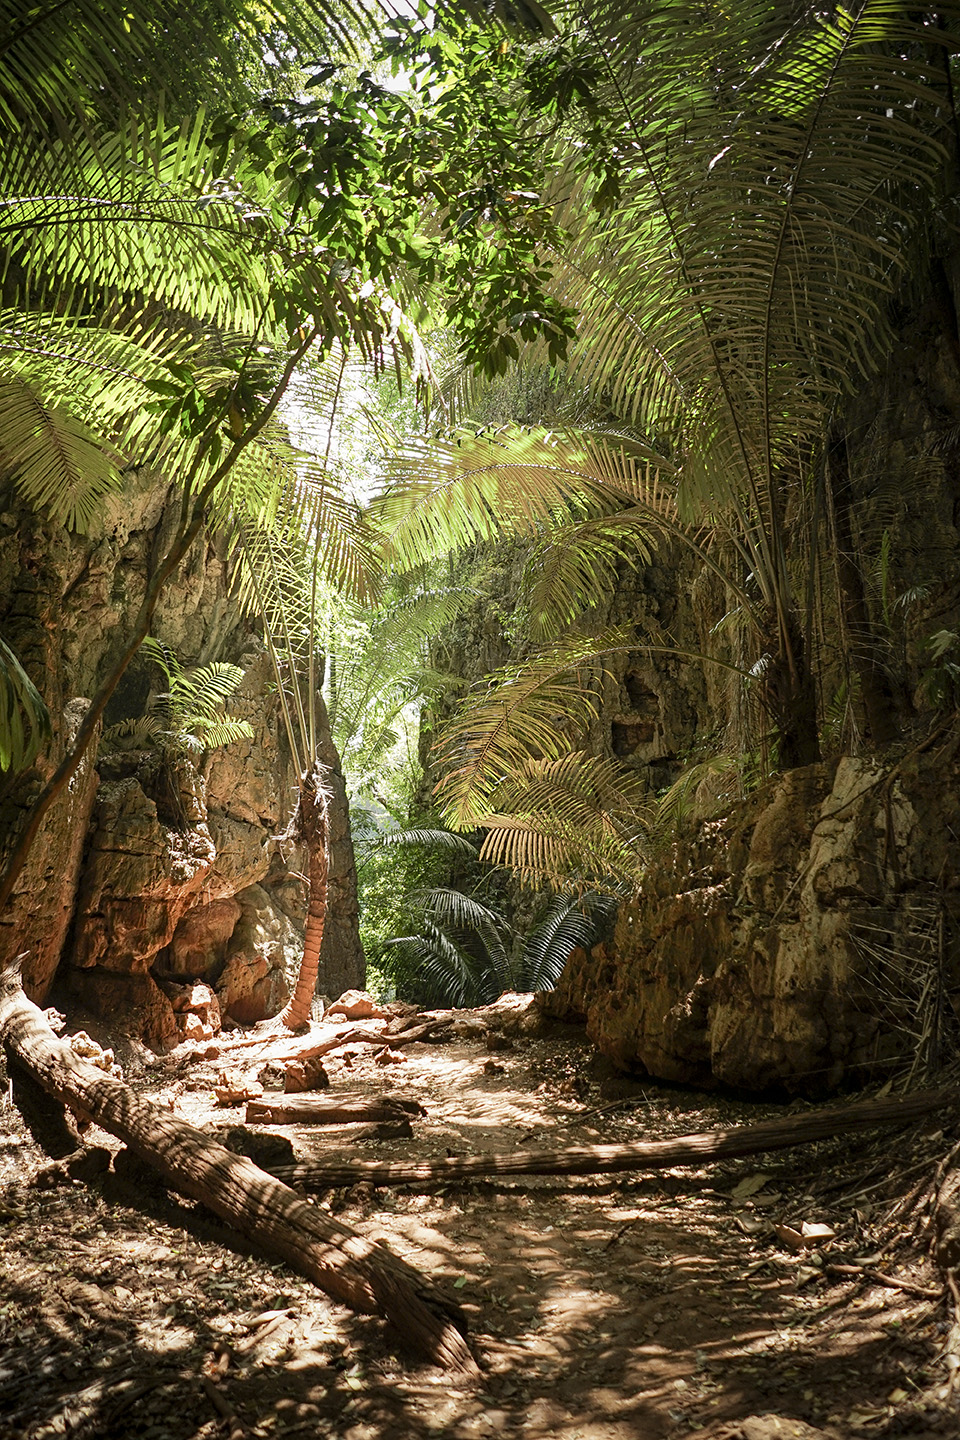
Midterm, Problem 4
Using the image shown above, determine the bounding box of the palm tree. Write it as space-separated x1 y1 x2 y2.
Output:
371 1 959 885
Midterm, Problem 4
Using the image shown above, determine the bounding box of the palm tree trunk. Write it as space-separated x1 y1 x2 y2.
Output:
279 768 330 1032
827 432 901 746
761 608 821 769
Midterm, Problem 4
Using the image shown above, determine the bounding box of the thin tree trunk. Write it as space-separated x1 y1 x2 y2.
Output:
827 431 901 745
270 1087 955 1189
0 962 478 1374
314 690 365 996
279 768 329 1031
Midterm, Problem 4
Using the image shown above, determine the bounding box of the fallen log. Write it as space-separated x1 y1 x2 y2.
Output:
383 1017 451 1047
0 963 477 1373
270 1086 956 1190
187 1018 448 1076
245 1093 424 1125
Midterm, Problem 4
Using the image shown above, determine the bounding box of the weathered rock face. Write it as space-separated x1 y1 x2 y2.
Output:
0 698 100 1004
1 474 365 1047
544 744 960 1091
215 883 298 1024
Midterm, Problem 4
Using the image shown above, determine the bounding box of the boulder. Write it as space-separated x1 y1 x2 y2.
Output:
163 898 242 980
327 990 387 1021
160 980 221 1041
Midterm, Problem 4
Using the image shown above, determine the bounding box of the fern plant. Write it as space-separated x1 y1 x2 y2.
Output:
390 886 614 1009
101 638 253 756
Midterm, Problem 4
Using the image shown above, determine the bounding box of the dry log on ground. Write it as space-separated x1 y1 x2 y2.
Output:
271 1087 956 1190
0 963 477 1373
245 1093 424 1125
175 1016 449 1074
382 1017 451 1047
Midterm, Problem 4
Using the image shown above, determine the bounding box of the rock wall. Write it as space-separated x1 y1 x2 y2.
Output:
0 473 364 1047
543 743 960 1092
424 259 960 1094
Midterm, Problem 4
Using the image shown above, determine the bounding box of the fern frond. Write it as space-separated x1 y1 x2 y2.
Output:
189 716 255 748
0 634 52 772
100 715 166 749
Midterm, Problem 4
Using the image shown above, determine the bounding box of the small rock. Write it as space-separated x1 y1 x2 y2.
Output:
326 990 388 1021
353 1120 414 1140
283 1056 330 1092
484 1033 514 1052
258 1062 286 1090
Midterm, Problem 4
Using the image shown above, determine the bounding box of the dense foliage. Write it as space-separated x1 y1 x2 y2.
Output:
3 1 960 1001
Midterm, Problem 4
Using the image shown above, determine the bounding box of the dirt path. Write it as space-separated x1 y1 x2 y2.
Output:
1 1007 957 1440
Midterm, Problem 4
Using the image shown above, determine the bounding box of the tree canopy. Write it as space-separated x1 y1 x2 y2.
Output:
2 0 959 916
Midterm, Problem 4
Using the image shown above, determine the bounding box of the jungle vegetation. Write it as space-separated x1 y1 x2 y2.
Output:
2 1 959 1005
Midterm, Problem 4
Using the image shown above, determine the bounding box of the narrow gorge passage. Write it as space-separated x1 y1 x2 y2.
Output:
1 1007 955 1440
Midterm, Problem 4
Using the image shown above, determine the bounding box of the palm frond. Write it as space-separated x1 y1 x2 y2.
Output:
375 828 479 856
434 626 640 829
0 375 121 531
0 634 52 772
6 109 280 330
477 751 650 892
652 754 743 836
0 0 379 132
521 893 615 992
373 425 615 570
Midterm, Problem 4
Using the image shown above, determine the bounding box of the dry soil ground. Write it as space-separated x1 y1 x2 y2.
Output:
1 1003 959 1440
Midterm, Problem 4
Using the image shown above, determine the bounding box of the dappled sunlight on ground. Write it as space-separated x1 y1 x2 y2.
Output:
2 1026 958 1439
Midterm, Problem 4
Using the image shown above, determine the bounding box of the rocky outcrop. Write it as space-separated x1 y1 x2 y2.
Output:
1 474 365 1047
0 698 100 1004
543 743 960 1092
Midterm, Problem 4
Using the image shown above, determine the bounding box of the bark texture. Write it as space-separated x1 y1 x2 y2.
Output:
280 768 330 1032
0 964 478 1373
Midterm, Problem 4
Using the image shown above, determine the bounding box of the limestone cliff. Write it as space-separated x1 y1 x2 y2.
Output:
0 471 364 1047
543 746 960 1091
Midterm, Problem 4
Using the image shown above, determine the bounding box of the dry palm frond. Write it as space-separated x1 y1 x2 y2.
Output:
477 750 650 893
434 627 635 829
